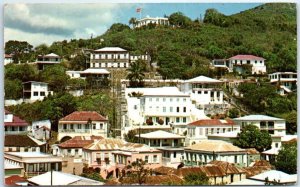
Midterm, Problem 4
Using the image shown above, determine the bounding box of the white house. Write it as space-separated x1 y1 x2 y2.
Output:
4 54 13 65
4 110 30 134
122 87 208 137
89 47 130 68
22 81 53 102
134 16 169 28
35 53 61 70
183 140 248 167
186 119 240 145
233 115 286 149
228 55 266 74
66 70 82 79
268 72 297 95
57 111 109 142
31 120 51 140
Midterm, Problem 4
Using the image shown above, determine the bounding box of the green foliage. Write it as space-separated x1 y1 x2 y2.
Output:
108 23 131 33
279 110 297 134
40 64 70 92
67 78 87 90
234 124 272 152
123 159 150 185
5 63 39 82
4 79 23 99
183 172 209 185
81 167 105 182
274 141 297 174
126 59 146 87
5 40 35 63
169 12 192 27
228 108 240 118
69 53 87 70
124 130 139 143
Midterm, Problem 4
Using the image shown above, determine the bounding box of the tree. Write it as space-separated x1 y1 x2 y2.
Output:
234 124 272 152
35 44 50 56
124 130 139 143
169 12 192 27
69 53 87 71
183 172 209 185
108 23 130 33
126 60 146 87
5 63 39 82
122 159 150 185
40 64 70 92
5 40 34 63
129 17 137 28
274 141 297 174
81 167 105 182
4 79 23 99
228 108 240 118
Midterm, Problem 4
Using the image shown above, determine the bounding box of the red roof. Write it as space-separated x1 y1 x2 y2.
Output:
5 175 26 186
4 110 29 127
59 111 108 122
228 55 265 60
58 135 103 148
5 54 12 58
188 119 235 127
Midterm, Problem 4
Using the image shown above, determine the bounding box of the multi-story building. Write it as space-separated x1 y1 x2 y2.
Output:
122 87 208 137
134 16 169 28
212 55 267 74
137 130 185 168
57 111 109 142
22 81 53 102
4 152 63 178
89 47 130 69
183 140 248 167
35 53 61 70
181 76 227 115
186 119 240 145
4 110 30 135
268 72 297 95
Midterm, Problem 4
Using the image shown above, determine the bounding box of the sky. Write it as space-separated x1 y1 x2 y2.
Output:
4 3 262 47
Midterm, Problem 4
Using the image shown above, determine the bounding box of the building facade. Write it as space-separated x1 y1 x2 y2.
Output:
22 81 53 102
268 72 297 95
35 53 61 70
4 110 30 135
228 55 266 74
57 111 109 142
134 16 169 28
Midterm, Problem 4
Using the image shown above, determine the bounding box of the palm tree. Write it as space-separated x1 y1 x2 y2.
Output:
127 60 146 87
129 17 137 28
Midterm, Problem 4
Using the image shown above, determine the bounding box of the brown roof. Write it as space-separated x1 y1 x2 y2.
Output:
58 136 103 148
5 54 13 58
208 161 246 174
188 119 235 127
5 175 26 186
153 166 176 175
186 140 245 153
59 111 108 122
83 138 125 150
243 166 271 178
119 175 183 185
252 160 272 168
4 111 29 127
5 135 45 147
175 166 226 177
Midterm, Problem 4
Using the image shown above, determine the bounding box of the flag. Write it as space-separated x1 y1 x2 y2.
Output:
136 8 141 13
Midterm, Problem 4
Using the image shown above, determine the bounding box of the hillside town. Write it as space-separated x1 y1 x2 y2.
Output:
3 3 297 186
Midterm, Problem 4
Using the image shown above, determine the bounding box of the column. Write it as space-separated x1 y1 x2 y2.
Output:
172 140 174 147
160 140 162 147
214 91 217 103
148 140 151 146
220 91 224 103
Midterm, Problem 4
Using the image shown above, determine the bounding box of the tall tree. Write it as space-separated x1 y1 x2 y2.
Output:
121 159 150 185
5 40 34 63
234 124 272 152
129 17 137 28
126 59 146 87
274 141 297 174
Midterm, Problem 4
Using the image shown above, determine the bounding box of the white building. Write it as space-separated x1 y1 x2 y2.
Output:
31 120 51 140
4 110 30 135
186 119 240 145
4 54 13 65
22 81 53 102
57 111 109 142
134 16 169 28
268 72 297 95
122 87 208 137
228 55 266 74
129 54 150 63
66 68 110 79
27 171 104 185
89 47 130 68
35 53 61 70
66 70 82 79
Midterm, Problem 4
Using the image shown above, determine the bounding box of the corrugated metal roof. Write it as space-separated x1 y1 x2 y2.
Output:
185 140 245 153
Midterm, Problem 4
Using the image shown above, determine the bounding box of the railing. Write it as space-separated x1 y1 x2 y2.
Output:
58 129 91 133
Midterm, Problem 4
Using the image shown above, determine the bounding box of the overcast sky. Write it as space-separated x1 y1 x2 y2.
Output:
4 3 261 47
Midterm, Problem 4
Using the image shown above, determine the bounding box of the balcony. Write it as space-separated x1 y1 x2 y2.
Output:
58 129 91 133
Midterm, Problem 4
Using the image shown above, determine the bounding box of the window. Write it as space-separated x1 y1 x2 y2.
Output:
163 98 166 102
153 155 158 163
63 124 67 130
204 91 208 94
268 121 274 129
247 60 250 64
40 92 45 96
177 107 180 113
156 98 159 102
134 105 137 110
93 124 96 130
70 124 74 129
145 156 149 163
176 117 180 123
210 92 214 97
275 143 279 148
183 117 186 123
118 54 120 59
183 107 186 112
177 98 179 102
105 54 108 59
100 123 103 129
183 98 186 102
260 121 267 128
33 92 39 96
174 152 177 158
149 98 152 102
163 107 166 112
170 98 173 102
78 124 82 129
234 156 238 163
170 107 173 112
